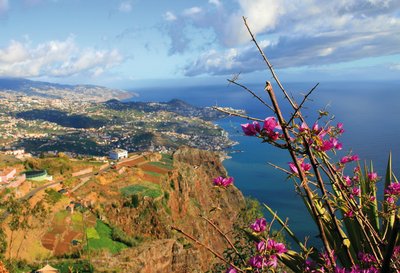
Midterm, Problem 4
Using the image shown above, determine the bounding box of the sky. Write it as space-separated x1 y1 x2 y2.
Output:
0 0 399 88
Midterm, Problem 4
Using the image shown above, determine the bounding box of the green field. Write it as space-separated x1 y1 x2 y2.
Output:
120 182 163 199
87 220 127 254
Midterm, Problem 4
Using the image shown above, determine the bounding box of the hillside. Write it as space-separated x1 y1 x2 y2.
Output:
0 77 133 102
0 148 246 272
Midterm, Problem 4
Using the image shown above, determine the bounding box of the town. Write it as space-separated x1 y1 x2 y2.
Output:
0 90 237 157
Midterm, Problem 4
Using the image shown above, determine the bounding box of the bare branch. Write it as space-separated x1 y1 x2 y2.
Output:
227 78 275 113
171 226 244 272
287 83 319 125
212 106 263 122
242 16 297 111
200 215 246 264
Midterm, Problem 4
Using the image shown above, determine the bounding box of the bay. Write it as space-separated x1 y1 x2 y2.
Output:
132 80 400 241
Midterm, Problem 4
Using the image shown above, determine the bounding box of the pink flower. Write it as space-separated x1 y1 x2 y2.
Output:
266 255 278 268
241 121 261 136
262 117 281 140
367 172 378 181
267 238 287 255
352 187 360 196
320 139 335 151
225 267 237 273
289 160 312 174
337 122 344 134
299 122 309 132
250 218 267 233
343 176 352 186
385 182 400 195
256 240 266 253
344 210 354 218
369 196 376 202
312 123 319 132
358 252 376 264
263 117 281 131
213 176 234 187
249 255 267 269
340 154 360 164
386 196 395 204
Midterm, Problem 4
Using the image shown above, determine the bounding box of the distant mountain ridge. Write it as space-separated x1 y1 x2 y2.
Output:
0 77 133 102
104 98 226 120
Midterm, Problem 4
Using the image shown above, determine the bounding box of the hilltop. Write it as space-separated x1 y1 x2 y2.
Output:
0 77 133 102
0 148 247 272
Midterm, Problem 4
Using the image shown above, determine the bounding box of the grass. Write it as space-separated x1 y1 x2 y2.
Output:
148 161 174 170
53 211 69 225
144 170 162 177
86 227 100 240
87 220 127 254
120 182 163 199
161 154 174 166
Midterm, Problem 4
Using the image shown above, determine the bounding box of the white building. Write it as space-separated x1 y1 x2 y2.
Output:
109 149 128 160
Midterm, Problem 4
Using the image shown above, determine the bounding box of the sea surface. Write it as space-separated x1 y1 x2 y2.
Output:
131 80 400 242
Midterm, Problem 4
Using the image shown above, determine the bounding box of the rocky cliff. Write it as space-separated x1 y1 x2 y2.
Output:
93 147 246 272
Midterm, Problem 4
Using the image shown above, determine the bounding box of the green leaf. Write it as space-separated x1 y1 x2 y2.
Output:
263 203 307 252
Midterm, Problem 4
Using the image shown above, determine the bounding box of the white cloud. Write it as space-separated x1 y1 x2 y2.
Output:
389 63 400 70
118 1 132 13
183 6 202 17
0 0 9 14
208 0 221 7
223 0 284 46
164 11 177 21
170 0 400 76
0 37 123 78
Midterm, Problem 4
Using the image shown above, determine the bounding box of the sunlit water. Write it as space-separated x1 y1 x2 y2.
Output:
132 80 400 242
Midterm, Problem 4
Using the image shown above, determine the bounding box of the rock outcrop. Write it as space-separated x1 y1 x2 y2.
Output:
95 147 246 272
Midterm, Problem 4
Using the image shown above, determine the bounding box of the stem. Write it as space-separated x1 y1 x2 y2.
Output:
227 79 275 113
200 215 246 265
265 82 337 268
303 138 356 266
171 226 244 272
243 17 297 111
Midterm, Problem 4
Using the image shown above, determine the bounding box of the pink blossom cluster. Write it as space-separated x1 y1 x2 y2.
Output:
213 176 234 187
248 238 287 271
301 122 344 152
340 155 360 164
241 117 281 140
304 250 380 273
288 159 311 175
384 181 400 204
249 218 267 233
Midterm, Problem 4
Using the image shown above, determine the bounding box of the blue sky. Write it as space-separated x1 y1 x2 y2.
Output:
0 0 399 88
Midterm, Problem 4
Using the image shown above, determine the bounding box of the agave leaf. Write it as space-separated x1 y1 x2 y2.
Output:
359 162 380 231
382 153 395 239
279 250 305 272
263 203 307 252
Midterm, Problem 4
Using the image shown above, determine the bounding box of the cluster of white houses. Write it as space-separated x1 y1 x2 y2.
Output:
108 148 128 160
0 168 26 188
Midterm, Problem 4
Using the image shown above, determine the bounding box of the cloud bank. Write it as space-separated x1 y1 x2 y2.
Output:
162 0 400 76
0 37 123 78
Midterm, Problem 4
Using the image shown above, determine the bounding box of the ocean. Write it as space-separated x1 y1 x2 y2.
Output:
131 80 400 241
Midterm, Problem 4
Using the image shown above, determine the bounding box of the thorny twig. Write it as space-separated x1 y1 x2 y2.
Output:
287 83 319 125
200 215 247 265
227 78 275 113
171 226 245 272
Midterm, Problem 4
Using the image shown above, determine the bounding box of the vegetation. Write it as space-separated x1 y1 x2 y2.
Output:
44 188 63 205
87 220 127 254
120 182 163 199
110 225 143 247
205 17 400 273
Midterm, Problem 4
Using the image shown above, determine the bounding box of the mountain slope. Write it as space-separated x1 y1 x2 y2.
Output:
0 77 133 102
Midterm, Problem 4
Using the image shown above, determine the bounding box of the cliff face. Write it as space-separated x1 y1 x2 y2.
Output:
96 147 245 272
